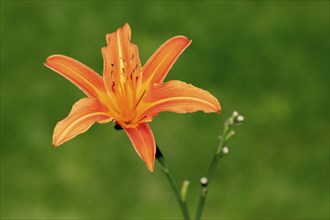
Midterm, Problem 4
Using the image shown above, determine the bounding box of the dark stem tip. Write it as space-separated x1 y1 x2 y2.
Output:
155 145 164 159
114 124 123 130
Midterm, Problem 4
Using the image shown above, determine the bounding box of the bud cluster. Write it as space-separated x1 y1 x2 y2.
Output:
219 111 245 156
225 111 245 128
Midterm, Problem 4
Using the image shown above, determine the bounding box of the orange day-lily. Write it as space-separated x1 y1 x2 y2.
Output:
45 23 221 172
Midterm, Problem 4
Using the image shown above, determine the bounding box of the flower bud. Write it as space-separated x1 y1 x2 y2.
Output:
181 180 190 201
231 111 244 125
222 146 229 154
200 177 208 186
225 130 235 141
236 115 244 123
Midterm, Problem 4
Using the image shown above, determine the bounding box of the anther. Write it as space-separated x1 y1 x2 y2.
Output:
121 68 126 77
120 57 126 65
111 82 116 93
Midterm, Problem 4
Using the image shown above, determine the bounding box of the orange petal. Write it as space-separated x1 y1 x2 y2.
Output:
139 80 221 120
45 55 106 97
124 123 156 172
102 23 131 94
142 36 191 86
102 23 143 113
53 97 111 146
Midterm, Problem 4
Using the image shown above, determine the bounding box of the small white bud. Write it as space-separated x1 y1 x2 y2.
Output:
237 115 244 122
222 146 229 154
200 177 208 186
233 111 239 117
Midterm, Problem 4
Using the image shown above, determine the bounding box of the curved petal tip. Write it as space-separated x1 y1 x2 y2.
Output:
124 123 156 173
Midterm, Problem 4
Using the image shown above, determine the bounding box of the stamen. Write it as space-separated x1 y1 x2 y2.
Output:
120 57 126 65
139 115 148 121
134 90 146 109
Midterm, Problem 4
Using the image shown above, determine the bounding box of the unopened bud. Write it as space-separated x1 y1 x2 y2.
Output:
226 118 234 127
200 177 208 186
181 180 190 201
233 111 239 117
222 146 229 154
225 130 235 141
236 115 244 123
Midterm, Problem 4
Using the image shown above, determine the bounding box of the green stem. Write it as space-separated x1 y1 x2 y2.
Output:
195 178 208 220
195 120 232 220
156 146 190 220
206 128 227 184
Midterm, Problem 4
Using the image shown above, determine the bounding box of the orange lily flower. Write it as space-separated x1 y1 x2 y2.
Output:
45 23 221 172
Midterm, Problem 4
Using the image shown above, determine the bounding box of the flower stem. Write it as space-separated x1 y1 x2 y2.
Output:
195 134 226 220
205 128 227 184
195 112 243 220
195 177 208 220
195 141 226 219
156 146 190 220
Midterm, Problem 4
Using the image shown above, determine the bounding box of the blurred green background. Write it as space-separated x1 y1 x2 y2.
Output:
1 1 329 219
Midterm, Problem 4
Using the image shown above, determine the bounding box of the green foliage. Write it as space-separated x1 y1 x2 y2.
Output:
1 1 329 219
